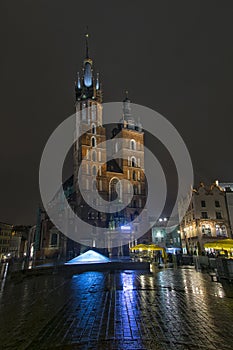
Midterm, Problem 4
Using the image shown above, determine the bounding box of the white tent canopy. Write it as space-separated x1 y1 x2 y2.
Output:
65 250 110 265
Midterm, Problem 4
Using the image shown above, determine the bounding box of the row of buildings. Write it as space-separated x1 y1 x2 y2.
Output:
149 181 233 256
0 224 32 260
2 179 232 261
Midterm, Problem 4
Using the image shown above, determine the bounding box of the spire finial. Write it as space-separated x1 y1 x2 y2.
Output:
123 89 130 102
85 27 89 58
77 72 81 89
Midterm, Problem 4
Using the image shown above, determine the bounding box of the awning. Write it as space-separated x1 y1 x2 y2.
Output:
130 244 167 258
204 239 233 251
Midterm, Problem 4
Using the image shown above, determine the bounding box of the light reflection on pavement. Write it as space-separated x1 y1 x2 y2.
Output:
0 267 233 349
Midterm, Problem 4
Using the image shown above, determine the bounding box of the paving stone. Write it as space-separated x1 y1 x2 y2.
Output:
1 269 233 349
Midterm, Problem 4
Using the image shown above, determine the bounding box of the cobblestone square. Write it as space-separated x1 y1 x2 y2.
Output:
1 267 233 349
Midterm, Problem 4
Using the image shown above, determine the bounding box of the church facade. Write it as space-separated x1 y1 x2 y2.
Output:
34 37 149 260
73 37 149 256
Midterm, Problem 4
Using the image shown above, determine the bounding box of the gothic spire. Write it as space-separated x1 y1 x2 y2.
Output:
85 30 89 59
75 32 102 103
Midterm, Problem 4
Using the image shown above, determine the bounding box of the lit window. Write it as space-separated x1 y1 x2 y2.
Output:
130 139 136 150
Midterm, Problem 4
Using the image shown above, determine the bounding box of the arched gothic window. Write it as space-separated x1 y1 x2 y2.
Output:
92 165 97 176
131 156 136 167
91 136 96 147
130 139 136 150
91 123 96 134
109 178 121 201
92 150 96 161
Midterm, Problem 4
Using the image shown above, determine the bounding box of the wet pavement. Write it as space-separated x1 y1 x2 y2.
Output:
1 266 233 349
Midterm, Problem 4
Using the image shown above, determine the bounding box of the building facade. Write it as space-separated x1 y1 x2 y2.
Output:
34 208 70 260
219 182 233 238
10 225 31 258
150 217 182 254
179 182 231 254
0 222 13 259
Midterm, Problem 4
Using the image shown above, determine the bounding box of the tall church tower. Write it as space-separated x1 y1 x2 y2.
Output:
73 34 149 254
73 33 108 247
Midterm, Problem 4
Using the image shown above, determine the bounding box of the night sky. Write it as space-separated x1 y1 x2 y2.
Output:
1 1 233 225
